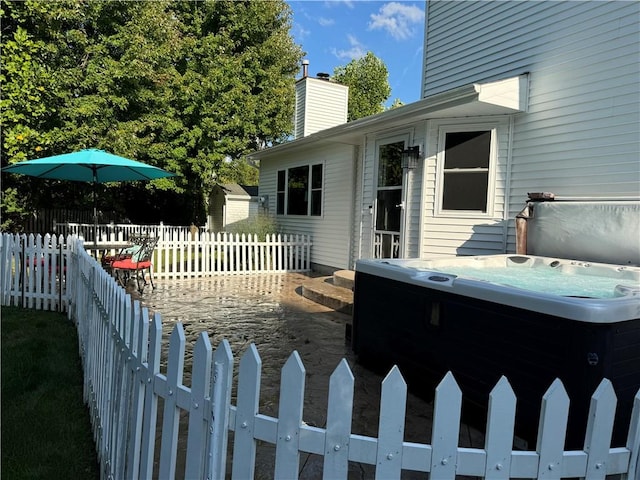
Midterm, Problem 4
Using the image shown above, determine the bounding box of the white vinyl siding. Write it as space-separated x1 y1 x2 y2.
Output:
225 197 257 229
294 78 348 139
420 117 510 257
357 138 377 259
354 125 427 261
258 144 355 270
424 0 640 255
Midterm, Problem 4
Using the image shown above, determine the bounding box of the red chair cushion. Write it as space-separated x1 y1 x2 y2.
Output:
111 259 152 269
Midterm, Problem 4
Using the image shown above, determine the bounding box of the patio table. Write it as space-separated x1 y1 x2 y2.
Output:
83 241 133 270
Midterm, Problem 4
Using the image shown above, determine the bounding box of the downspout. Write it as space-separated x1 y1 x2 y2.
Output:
502 115 515 252
348 145 359 270
515 203 532 255
515 192 555 255
400 167 410 258
357 138 369 263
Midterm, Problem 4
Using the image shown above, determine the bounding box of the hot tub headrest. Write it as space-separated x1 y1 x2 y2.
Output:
526 201 640 266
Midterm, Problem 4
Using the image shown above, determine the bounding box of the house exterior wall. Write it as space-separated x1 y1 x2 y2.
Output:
354 125 428 262
259 143 356 270
353 114 511 260
256 1 638 270
294 78 349 139
423 1 640 254
420 116 511 257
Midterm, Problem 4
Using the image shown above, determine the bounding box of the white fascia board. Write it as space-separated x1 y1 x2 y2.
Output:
475 75 529 113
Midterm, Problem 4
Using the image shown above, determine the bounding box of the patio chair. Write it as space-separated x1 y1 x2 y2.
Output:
111 236 159 293
101 234 147 271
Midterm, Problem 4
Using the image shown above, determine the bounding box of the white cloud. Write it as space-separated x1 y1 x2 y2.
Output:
292 21 311 41
318 16 335 27
332 34 367 61
368 2 425 41
324 0 355 9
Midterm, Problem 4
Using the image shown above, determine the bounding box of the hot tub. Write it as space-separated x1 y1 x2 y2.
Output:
352 255 640 447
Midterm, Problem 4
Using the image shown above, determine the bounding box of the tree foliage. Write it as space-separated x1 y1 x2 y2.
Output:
1 0 303 229
333 52 391 122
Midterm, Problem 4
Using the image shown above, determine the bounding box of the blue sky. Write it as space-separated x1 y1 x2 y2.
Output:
287 1 426 107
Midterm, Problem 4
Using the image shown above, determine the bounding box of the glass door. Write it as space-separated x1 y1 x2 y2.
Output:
373 140 405 258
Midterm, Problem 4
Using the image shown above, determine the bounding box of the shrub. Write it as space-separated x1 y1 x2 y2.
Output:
225 214 279 240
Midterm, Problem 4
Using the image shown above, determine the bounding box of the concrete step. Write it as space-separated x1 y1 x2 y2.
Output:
333 269 355 290
301 272 354 315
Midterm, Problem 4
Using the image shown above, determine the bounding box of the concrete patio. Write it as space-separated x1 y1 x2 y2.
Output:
134 272 484 479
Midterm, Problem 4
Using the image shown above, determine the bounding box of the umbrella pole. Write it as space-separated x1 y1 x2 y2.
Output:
92 169 98 244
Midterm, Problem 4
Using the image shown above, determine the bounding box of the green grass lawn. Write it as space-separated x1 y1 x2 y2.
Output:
1 306 99 479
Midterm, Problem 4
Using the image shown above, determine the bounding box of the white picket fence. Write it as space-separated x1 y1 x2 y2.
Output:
53 221 206 244
2 234 640 479
0 233 68 311
85 231 311 278
153 232 312 278
0 232 312 310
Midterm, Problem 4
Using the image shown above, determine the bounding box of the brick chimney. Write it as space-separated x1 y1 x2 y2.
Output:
294 60 348 139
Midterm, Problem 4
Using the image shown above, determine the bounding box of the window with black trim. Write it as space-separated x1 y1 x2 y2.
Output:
276 164 323 216
440 130 492 212
276 170 286 215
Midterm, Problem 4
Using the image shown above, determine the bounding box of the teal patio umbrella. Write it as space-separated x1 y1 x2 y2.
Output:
2 149 176 241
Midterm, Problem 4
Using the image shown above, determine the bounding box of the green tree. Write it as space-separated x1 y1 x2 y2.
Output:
389 98 405 109
1 0 302 229
333 52 391 122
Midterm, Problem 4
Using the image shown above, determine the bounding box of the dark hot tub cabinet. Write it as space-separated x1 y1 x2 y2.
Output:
352 255 640 448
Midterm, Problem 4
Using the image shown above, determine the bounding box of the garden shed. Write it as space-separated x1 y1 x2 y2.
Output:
207 183 259 232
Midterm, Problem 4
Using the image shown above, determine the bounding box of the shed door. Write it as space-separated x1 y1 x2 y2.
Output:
373 140 405 258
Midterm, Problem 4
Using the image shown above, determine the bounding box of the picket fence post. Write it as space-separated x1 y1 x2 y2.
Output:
484 376 516 479
274 352 306 478
184 332 213 479
231 343 262 479
138 313 162 479
625 392 640 480
323 359 354 478
431 372 462 479
208 339 234 479
125 302 149 480
375 367 407 479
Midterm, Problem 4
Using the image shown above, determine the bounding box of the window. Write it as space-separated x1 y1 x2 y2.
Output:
276 170 286 215
437 127 495 214
287 166 308 215
310 164 323 216
276 163 323 216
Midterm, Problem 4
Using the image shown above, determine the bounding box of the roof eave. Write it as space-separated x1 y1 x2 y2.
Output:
250 75 528 159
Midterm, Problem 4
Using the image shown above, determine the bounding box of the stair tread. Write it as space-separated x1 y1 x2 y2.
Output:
301 276 353 314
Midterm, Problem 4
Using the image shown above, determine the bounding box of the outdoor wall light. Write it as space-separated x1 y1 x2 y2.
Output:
401 145 420 169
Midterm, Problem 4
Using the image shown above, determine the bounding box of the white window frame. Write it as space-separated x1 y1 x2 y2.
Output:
435 123 498 218
276 162 324 217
